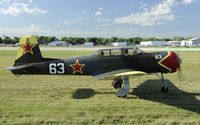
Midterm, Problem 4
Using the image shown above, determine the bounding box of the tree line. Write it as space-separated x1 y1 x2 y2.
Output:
0 36 191 45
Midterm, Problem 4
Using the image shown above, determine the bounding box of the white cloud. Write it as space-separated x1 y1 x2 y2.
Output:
0 24 75 37
82 10 86 14
95 11 102 16
95 8 103 16
29 0 33 3
0 0 47 16
181 0 193 4
0 24 139 38
0 24 48 36
64 21 71 25
64 20 78 25
114 0 176 26
99 23 110 27
64 17 83 25
97 18 111 22
114 0 195 26
139 3 148 9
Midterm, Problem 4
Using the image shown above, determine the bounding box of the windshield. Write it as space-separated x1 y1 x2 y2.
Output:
95 47 145 56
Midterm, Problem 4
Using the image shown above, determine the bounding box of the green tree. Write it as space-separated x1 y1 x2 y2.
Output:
116 38 125 42
131 37 143 44
61 37 68 42
162 38 172 41
37 36 45 44
143 37 158 41
3 36 12 44
102 38 109 45
12 37 19 44
86 37 97 45
0 37 2 44
61 37 74 44
74 37 85 44
47 36 56 43
109 37 118 43
173 37 185 41
96 37 104 45
37 36 54 44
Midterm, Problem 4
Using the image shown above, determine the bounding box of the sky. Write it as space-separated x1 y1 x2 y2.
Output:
0 0 199 38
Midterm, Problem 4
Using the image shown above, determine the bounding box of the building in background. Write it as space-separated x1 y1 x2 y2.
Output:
168 41 182 47
140 41 166 46
180 40 187 47
185 38 200 47
112 42 127 47
169 38 200 47
48 41 70 46
84 42 94 47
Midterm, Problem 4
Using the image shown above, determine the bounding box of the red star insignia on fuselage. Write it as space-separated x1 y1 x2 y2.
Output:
70 59 85 74
20 38 35 54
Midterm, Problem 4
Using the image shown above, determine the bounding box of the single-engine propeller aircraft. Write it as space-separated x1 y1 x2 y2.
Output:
7 35 181 97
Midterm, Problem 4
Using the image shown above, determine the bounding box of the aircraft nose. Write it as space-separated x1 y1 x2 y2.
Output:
159 51 180 73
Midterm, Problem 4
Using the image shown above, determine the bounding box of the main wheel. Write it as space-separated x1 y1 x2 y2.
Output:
112 80 122 89
161 86 169 93
117 95 127 98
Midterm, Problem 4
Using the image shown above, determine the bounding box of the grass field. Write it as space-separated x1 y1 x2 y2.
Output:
0 50 200 125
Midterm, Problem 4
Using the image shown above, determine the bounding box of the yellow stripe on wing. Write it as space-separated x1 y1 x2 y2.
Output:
114 71 147 77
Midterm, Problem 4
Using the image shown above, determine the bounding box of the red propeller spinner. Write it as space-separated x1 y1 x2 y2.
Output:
159 51 181 73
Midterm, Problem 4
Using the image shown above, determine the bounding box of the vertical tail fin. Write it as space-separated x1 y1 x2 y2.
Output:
15 35 43 66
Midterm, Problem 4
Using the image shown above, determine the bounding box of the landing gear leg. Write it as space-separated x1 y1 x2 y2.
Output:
116 77 130 98
160 73 169 93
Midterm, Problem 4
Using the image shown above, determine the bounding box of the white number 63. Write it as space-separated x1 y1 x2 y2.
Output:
49 63 65 74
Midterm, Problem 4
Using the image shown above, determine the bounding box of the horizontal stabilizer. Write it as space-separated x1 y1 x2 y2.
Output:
6 64 34 71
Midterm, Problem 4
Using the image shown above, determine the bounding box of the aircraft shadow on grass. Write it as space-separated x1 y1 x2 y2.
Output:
72 89 115 99
132 79 200 114
72 88 96 99
71 80 200 114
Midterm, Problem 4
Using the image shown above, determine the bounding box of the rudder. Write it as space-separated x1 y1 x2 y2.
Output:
15 35 43 66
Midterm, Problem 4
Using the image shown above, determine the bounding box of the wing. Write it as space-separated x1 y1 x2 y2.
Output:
94 69 147 80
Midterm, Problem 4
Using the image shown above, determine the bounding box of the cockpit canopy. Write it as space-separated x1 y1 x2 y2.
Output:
95 47 145 56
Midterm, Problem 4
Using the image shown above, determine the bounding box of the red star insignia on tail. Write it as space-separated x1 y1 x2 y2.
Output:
70 59 85 74
20 38 35 54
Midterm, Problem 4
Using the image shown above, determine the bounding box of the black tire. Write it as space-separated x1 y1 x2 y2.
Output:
112 80 122 89
123 95 127 98
161 86 169 93
165 87 169 92
117 95 127 98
